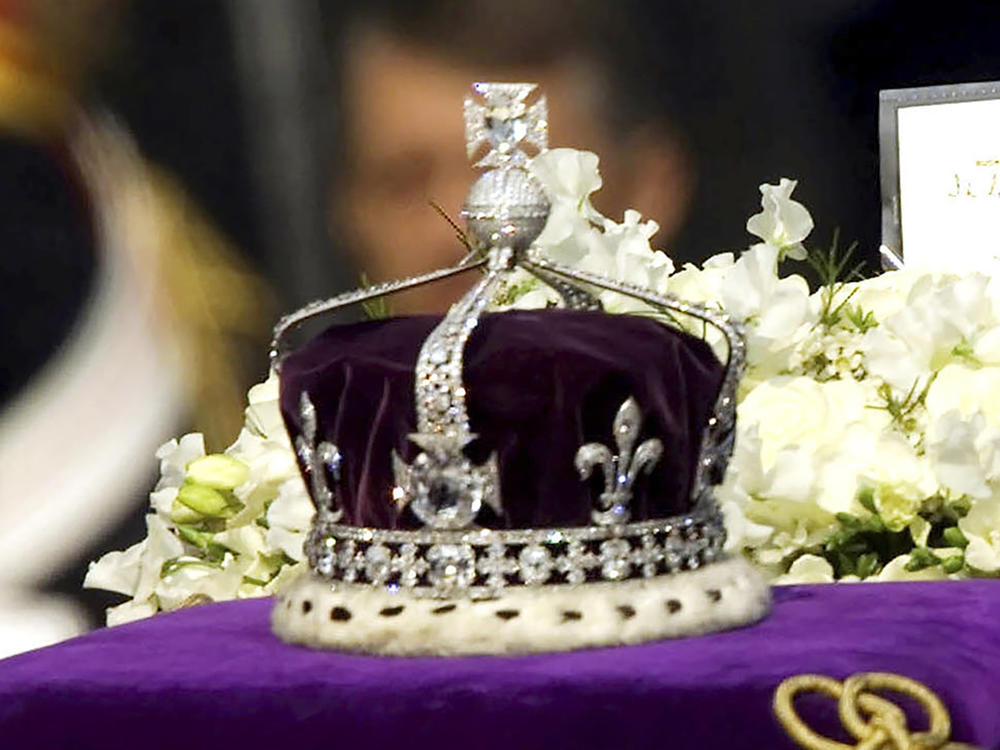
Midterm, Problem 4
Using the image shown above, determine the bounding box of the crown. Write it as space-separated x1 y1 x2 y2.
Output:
269 83 769 654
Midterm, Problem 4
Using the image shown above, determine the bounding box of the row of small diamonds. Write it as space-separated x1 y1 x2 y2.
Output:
306 513 725 593
414 248 513 435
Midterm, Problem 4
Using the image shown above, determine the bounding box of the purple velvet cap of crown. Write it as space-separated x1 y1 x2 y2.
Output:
278 309 723 530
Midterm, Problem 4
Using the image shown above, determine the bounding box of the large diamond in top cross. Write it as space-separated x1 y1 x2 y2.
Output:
464 82 548 169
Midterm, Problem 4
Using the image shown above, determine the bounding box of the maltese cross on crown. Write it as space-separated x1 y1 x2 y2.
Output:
464 82 548 168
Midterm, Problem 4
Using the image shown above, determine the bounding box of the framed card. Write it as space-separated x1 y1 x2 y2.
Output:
879 81 1000 271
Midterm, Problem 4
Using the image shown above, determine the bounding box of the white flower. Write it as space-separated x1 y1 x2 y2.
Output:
154 554 249 611
926 410 1000 500
772 554 834 585
872 554 947 582
859 435 937 531
265 479 314 561
959 496 1000 573
926 364 1000 428
745 178 814 260
154 433 205 491
529 149 606 268
105 599 158 627
84 514 185 617
245 371 289 445
718 244 812 376
529 148 603 217
863 273 998 391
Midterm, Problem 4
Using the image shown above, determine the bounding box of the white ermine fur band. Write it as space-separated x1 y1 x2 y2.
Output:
272 554 770 655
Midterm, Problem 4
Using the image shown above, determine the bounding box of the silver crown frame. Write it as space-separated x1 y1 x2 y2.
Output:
271 83 745 600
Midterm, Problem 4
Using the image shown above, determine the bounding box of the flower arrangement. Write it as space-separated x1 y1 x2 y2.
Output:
87 147 1000 624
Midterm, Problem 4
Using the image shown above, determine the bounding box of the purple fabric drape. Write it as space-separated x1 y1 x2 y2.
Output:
279 309 723 528
1 581 998 748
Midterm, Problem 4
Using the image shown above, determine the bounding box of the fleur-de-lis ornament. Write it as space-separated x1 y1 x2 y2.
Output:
296 392 343 521
575 397 664 525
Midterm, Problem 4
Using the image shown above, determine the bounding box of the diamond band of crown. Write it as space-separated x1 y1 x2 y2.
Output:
305 511 726 599
271 83 746 601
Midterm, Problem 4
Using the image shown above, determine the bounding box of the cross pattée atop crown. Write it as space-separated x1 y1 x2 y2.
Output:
464 82 548 168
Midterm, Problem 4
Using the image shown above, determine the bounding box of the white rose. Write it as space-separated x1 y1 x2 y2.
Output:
739 377 862 469
860 435 937 531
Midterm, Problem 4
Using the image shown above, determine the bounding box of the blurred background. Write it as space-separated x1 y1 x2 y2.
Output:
1 0 999 652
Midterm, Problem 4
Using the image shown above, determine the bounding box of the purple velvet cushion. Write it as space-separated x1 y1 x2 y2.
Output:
1 582 998 749
279 309 723 528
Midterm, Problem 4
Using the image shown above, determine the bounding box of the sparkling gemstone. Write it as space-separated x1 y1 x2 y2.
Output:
427 345 449 365
336 539 356 568
426 544 476 591
485 114 528 148
364 545 392 583
664 535 685 570
518 544 553 585
316 551 334 577
395 542 424 587
600 539 632 580
409 457 484 529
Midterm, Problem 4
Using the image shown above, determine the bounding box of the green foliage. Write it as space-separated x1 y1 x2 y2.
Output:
359 273 393 320
905 546 942 571
815 502 971 580
844 304 878 333
872 378 934 433
804 229 866 331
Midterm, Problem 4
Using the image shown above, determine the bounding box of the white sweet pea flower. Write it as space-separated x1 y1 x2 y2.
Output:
719 245 812 376
82 540 146 597
746 178 814 260
245 372 289 445
845 269 920 323
872 554 947 582
772 554 834 585
263 560 306 594
575 210 673 312
265 478 315 561
154 554 249 611
863 273 998 391
154 433 205 490
84 514 186 623
960 496 1000 573
926 410 1000 499
926 364 1000 428
105 599 158 627
528 148 603 217
667 253 734 307
529 149 607 268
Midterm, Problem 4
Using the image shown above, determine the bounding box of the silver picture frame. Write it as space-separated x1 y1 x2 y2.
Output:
879 80 1000 268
